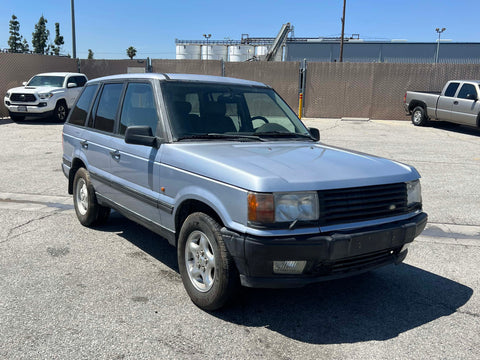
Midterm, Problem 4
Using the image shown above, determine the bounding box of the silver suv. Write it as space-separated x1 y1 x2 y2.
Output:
62 73 427 310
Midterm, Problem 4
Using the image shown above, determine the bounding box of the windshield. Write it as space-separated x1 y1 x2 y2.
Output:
161 81 310 140
27 75 65 87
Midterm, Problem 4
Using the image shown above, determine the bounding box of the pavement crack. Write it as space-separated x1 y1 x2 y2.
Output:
2 212 58 244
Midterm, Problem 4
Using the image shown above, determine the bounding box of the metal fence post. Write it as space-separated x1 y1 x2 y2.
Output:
298 59 307 118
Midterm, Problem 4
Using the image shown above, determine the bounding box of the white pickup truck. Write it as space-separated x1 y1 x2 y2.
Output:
4 72 88 122
404 80 480 127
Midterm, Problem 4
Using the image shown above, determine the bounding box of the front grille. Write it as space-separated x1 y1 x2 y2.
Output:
318 183 408 226
311 248 398 276
10 93 36 102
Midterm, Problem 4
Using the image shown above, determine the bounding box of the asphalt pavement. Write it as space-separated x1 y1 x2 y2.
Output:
0 117 479 359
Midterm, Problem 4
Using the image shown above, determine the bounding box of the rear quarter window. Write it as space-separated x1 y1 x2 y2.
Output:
68 84 99 126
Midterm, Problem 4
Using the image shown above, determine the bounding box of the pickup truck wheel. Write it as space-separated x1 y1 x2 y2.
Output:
411 106 428 126
73 168 110 227
53 101 68 122
178 212 239 310
9 113 25 122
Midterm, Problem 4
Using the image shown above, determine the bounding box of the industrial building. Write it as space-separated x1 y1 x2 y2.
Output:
175 24 480 64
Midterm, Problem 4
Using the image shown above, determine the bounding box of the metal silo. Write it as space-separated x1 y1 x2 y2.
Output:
176 45 201 60
201 45 228 60
228 45 255 62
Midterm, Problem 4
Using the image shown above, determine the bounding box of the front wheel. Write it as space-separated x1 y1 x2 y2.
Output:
9 112 25 122
73 168 110 227
411 106 428 126
177 212 239 311
53 101 68 122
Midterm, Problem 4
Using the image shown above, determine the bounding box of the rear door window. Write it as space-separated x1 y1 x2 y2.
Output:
444 82 460 97
68 84 98 126
91 83 123 133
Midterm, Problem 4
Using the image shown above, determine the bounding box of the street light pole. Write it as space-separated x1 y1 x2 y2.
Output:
203 33 211 60
435 27 446 64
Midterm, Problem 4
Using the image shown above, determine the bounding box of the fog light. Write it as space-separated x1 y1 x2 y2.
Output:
273 260 306 274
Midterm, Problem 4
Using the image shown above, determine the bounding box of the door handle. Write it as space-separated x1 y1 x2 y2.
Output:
453 101 459 105
110 150 121 160
80 140 88 149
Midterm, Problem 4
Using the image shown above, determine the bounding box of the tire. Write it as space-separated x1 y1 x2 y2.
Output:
177 212 239 311
73 168 110 227
9 113 25 122
411 106 428 126
53 101 68 122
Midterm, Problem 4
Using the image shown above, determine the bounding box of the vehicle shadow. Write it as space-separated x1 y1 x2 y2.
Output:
430 121 480 136
0 117 64 126
98 212 473 345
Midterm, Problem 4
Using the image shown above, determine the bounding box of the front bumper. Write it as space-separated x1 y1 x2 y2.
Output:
4 100 55 116
222 212 427 288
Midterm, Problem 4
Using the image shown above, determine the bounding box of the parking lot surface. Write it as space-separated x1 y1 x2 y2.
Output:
0 117 479 359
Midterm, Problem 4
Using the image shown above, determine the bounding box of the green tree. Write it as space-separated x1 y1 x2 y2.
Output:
52 22 64 55
87 49 94 59
126 46 137 59
8 15 24 53
21 38 30 53
32 15 50 54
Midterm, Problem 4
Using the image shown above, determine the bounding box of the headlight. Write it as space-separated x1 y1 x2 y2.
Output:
5 92 10 99
406 180 422 206
248 191 319 225
38 92 53 99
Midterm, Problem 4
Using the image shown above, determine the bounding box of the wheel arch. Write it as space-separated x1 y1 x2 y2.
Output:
68 158 86 194
174 199 223 246
408 100 427 113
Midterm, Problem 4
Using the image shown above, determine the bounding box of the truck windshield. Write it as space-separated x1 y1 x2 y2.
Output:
27 76 65 87
161 81 310 140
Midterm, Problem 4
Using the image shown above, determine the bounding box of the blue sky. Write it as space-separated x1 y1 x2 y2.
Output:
0 0 477 59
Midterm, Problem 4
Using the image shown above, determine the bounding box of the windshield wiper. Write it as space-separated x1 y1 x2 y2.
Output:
255 132 316 141
177 133 267 142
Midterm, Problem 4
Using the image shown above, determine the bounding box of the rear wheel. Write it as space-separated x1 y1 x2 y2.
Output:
177 212 239 311
73 168 110 227
411 106 428 126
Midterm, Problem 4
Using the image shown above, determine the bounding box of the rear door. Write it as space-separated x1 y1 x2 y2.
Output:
82 82 124 198
436 82 459 121
451 83 480 125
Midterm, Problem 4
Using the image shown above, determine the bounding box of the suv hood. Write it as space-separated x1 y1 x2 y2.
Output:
8 85 62 94
163 142 420 192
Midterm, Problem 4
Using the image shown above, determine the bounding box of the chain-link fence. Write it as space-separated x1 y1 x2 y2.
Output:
3 53 480 120
0 53 77 117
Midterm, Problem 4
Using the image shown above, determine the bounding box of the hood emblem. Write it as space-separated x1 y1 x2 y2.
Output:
389 204 396 211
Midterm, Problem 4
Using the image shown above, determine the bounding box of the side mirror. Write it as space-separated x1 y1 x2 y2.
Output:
125 126 157 147
466 93 477 101
309 127 320 141
67 82 77 88
22 82 27 86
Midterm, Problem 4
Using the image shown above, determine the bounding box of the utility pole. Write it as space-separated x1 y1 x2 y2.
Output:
71 0 76 58
339 0 346 62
